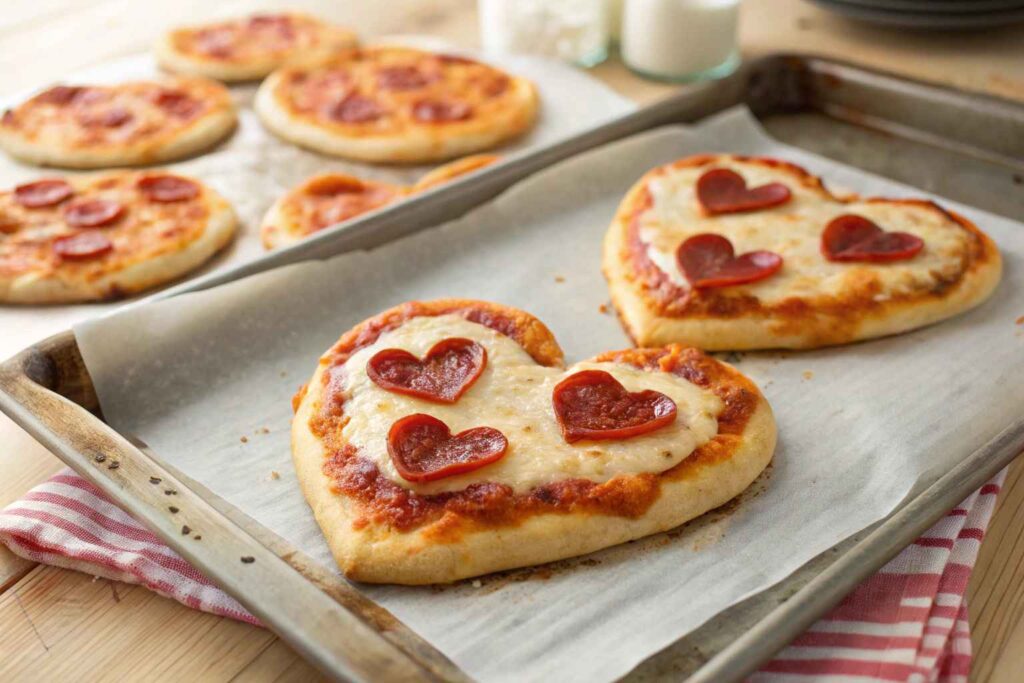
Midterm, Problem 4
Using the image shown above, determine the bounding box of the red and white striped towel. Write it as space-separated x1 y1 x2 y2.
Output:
0 468 1006 681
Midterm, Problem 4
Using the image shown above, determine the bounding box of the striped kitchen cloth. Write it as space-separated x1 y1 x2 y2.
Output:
0 467 1007 681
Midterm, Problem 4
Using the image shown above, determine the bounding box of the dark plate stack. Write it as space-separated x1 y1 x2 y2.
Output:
810 0 1024 29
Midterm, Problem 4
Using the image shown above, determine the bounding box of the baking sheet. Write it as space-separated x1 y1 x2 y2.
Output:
74 107 1024 683
0 47 634 359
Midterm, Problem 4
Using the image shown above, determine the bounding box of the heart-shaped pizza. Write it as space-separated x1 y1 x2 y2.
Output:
292 299 776 584
603 154 1002 350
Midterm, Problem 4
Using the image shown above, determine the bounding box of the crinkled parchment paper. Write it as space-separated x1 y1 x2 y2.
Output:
0 48 633 358
74 107 1024 682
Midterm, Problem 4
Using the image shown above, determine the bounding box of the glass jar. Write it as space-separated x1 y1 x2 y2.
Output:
478 0 610 67
621 0 741 82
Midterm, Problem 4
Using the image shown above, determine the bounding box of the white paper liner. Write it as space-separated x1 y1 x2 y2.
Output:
0 48 634 359
73 107 1024 682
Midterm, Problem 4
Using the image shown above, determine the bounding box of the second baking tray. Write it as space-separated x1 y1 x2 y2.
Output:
2 55 1024 682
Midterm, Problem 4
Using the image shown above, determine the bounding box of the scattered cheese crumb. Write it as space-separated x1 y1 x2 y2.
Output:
270 470 280 480
240 436 248 443
598 303 610 314
802 371 814 380
554 276 565 283
1016 315 1024 325
256 427 270 434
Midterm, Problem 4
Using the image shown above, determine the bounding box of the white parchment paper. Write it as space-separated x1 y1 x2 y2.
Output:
74 107 1024 682
0 49 634 359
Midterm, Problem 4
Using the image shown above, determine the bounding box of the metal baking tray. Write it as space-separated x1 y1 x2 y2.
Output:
2 55 1023 682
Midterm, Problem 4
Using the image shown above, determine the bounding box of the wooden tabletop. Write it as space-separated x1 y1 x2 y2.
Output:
1 1 1023 681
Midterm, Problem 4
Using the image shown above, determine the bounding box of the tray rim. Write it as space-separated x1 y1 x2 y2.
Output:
2 53 1023 682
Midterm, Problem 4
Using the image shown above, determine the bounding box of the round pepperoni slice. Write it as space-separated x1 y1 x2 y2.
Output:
327 95 384 124
195 27 234 57
14 179 74 208
412 100 472 123
376 66 430 91
34 85 85 106
367 338 487 403
248 14 296 39
63 199 125 228
52 232 114 261
387 413 508 483
154 90 203 119
78 107 133 128
552 370 678 444
138 175 200 203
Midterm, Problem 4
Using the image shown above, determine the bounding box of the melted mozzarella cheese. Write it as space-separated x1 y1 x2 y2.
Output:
340 315 723 494
641 160 974 305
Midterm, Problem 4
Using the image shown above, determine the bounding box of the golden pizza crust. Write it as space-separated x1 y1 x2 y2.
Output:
0 78 237 169
255 47 539 164
154 12 358 83
604 154 1003 350
291 299 775 584
0 171 237 303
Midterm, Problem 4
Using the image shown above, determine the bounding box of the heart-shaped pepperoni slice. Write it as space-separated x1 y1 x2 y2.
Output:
387 413 508 482
14 179 73 208
367 338 486 403
821 214 924 263
52 232 114 261
62 199 124 228
552 370 677 444
138 175 200 203
696 168 792 215
676 233 783 288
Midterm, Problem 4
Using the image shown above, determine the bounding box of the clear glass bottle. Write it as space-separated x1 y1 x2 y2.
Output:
621 0 741 82
478 0 610 67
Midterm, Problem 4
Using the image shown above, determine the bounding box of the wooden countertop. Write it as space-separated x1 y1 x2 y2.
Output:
1 1 1022 680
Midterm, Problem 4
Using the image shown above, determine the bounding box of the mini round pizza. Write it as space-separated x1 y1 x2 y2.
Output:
0 78 236 169
410 153 500 192
291 299 776 584
604 154 1002 350
260 173 406 249
155 12 358 83
255 47 538 163
0 171 236 303
260 155 502 249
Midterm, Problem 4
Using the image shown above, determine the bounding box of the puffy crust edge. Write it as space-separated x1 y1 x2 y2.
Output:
291 299 775 584
603 154 1004 350
254 69 539 164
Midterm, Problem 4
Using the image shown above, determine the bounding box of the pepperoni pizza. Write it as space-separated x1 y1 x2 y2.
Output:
0 171 236 303
604 154 1003 350
259 154 501 249
255 47 538 163
291 299 776 584
155 12 358 83
0 78 236 169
